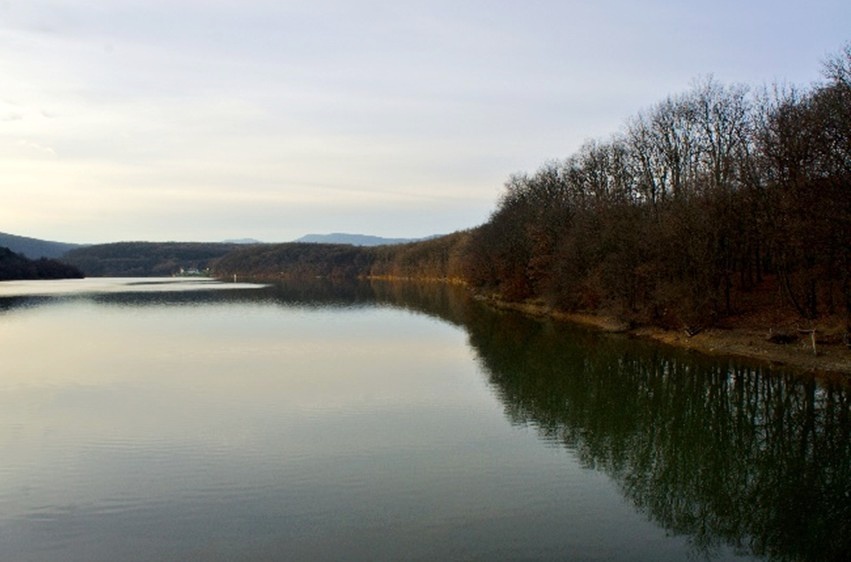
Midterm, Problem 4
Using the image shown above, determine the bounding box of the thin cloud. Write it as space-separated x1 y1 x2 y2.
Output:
16 139 57 156
2 1 850 243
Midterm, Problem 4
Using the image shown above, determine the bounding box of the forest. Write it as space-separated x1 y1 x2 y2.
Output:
216 45 850 333
0 246 84 281
63 242 243 277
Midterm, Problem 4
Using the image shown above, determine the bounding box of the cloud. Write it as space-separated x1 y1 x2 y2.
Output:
16 139 56 156
2 1 850 243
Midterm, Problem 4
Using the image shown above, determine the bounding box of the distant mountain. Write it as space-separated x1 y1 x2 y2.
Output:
0 231 82 259
293 233 423 246
222 238 262 244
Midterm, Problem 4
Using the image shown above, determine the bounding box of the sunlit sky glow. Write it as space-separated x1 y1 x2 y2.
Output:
2 1 849 243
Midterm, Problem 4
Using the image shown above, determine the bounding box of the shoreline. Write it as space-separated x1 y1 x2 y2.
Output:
230 274 851 380
481 297 851 381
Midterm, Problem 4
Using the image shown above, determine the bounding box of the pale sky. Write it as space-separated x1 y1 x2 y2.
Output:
1 1 849 243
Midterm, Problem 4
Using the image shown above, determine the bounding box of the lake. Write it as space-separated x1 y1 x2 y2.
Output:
0 278 848 561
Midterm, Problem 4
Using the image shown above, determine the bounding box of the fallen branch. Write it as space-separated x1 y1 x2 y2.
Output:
684 325 703 337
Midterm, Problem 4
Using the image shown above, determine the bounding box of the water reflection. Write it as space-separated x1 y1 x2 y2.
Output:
1 278 848 561
367 281 851 562
0 277 381 314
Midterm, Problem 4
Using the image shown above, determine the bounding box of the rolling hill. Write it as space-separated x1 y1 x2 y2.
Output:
0 231 82 259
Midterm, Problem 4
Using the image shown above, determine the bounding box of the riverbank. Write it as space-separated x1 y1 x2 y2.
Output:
481 297 851 380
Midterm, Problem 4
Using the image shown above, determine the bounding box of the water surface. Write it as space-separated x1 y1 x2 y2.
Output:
0 278 847 561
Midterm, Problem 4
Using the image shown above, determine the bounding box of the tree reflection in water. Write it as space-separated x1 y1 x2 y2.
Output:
368 280 850 562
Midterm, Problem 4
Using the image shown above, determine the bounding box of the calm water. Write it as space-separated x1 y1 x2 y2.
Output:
0 278 848 561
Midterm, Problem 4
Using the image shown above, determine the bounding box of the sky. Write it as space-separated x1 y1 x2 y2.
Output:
1 1 849 244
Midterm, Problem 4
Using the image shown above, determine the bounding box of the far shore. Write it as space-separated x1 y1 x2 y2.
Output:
480 297 851 382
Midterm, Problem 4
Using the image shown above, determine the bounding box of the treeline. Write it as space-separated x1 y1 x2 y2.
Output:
0 246 84 280
64 242 243 277
214 232 472 282
464 46 850 328
369 231 470 281
215 243 373 279
217 46 850 330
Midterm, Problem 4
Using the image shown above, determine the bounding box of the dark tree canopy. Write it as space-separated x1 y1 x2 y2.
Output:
0 247 84 281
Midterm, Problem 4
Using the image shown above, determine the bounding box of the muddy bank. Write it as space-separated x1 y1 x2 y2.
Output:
481 298 851 380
